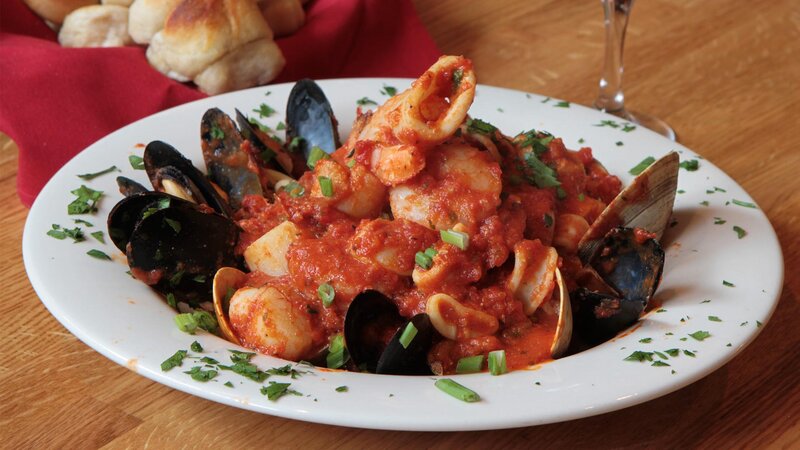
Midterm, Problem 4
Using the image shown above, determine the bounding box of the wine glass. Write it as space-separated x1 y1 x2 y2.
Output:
594 0 676 141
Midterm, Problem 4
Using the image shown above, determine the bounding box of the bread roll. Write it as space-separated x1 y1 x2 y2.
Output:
23 0 98 25
102 0 133 6
128 0 182 44
149 0 273 79
194 38 285 95
58 5 132 47
257 0 304 37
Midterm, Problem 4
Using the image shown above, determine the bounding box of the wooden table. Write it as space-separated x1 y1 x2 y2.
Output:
2 0 798 447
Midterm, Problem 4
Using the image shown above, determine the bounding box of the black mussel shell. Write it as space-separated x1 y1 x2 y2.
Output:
570 227 665 347
285 79 340 161
144 140 232 217
570 287 645 345
107 192 173 252
116 176 148 197
126 198 239 308
235 109 281 170
590 227 665 303
344 290 403 373
376 313 435 376
201 108 263 209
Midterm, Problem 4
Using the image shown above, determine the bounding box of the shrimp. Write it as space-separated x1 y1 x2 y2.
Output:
389 142 502 231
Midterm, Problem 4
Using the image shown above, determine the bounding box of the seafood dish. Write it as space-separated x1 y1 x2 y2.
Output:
108 55 678 376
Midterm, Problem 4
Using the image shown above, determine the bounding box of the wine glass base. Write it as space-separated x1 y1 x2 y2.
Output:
626 110 677 141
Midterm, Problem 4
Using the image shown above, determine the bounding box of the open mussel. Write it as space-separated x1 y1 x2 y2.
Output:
144 140 233 217
344 290 437 375
285 79 341 160
115 176 148 197
107 191 173 252
570 227 665 346
124 195 239 308
201 108 264 209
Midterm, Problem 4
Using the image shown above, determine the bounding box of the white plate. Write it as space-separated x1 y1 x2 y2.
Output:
23 79 784 431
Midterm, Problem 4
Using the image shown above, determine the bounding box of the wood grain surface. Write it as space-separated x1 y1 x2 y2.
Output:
2 0 798 448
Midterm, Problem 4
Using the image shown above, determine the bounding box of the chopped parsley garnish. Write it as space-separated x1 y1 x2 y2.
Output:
86 249 111 260
335 385 348 392
594 119 620 128
184 366 218 382
714 217 726 225
356 97 378 106
700 201 709 206
757 321 763 328
219 361 269 382
47 224 85 242
287 136 303 153
683 350 696 357
624 351 654 362
276 121 286 130
466 118 497 135
174 311 218 334
714 186 727 193
229 350 256 363
434 378 480 402
639 338 653 343
161 349 188 371
249 117 272 133
128 155 145 170
708 316 722 322
701 299 711 303
190 341 203 352
261 381 301 401
68 185 103 214
629 157 655 176
318 282 335 307
524 152 561 188
73 219 93 226
452 68 464 90
732 199 757 209
653 351 668 360
689 330 711 341
199 356 219 365
656 308 667 313
517 129 554 154
77 165 119 180
253 103 276 118
224 381 234 388
651 361 670 367
679 159 699 171
616 141 624 146
90 230 105 243
541 97 551 103
722 280 735 287
578 138 585 144
266 364 307 379
318 176 334 197
210 125 225 139
664 348 680 357
380 84 397 96
621 123 636 132
554 101 570 108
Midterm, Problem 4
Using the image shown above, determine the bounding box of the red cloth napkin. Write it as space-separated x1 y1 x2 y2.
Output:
0 0 441 207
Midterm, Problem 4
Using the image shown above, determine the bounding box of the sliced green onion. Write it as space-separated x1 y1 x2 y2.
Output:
629 156 655 176
434 378 480 402
307 146 329 169
318 176 334 197
398 322 418 349
455 355 484 374
326 334 349 369
488 350 507 375
415 251 433 270
733 225 747 239
318 283 335 307
174 313 198 334
423 247 437 258
440 229 469 250
732 199 757 209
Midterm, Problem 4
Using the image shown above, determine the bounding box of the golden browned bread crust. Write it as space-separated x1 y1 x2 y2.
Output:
147 0 273 80
194 37 285 95
23 0 99 25
128 0 183 44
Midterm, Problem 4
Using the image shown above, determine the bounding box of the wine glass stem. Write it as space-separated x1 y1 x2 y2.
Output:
595 0 634 115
